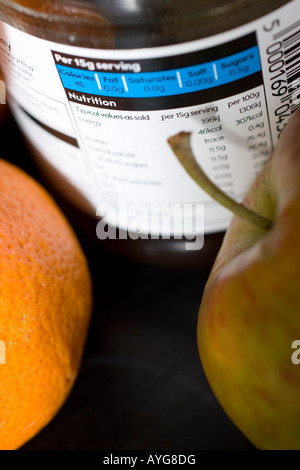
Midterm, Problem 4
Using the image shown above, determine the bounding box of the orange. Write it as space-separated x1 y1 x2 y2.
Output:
0 159 93 449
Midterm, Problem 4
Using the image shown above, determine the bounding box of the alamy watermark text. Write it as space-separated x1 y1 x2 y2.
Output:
96 197 205 251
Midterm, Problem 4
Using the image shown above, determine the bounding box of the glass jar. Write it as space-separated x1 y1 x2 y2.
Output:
0 0 298 269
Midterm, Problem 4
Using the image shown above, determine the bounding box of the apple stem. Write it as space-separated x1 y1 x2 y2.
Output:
168 131 273 232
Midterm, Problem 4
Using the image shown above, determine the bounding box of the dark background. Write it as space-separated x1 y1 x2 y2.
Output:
0 107 255 450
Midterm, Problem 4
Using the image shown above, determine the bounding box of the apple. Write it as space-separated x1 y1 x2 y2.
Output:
168 107 300 450
0 70 8 124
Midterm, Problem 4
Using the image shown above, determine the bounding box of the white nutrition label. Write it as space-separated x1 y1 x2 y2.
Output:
0 0 299 237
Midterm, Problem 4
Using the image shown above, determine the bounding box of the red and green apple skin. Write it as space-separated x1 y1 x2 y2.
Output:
197 108 300 450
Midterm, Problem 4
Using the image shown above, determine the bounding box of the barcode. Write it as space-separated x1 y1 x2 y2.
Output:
275 20 300 114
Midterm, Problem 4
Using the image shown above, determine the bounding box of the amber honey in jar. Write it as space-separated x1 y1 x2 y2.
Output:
0 0 299 269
